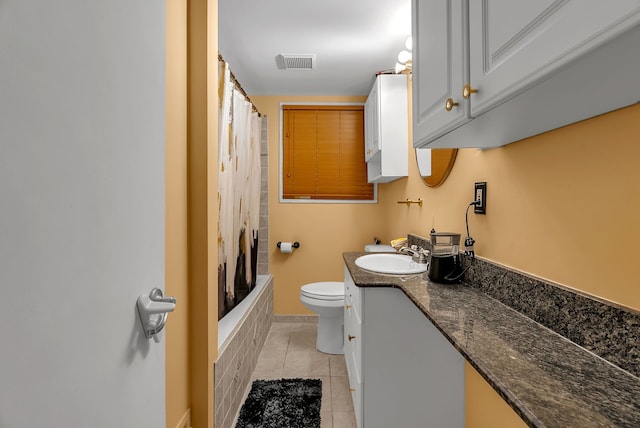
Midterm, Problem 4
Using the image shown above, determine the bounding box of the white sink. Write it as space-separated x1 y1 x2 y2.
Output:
355 253 429 275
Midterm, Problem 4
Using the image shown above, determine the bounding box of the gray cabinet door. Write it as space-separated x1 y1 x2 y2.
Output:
469 0 640 116
412 0 471 148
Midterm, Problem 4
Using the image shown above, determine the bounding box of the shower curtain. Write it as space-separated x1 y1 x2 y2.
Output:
218 60 262 320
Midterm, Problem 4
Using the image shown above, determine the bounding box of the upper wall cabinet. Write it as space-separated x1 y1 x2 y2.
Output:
365 74 408 183
412 0 471 146
412 0 640 149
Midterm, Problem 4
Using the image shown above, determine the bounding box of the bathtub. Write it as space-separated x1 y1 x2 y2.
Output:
215 274 273 428
218 274 273 350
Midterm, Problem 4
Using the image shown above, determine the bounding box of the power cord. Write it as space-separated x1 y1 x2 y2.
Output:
464 200 480 258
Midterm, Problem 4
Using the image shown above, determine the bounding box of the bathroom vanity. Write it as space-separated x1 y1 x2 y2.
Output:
344 267 463 428
343 252 640 427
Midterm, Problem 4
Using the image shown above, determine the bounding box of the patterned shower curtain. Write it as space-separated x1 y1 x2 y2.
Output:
218 60 262 319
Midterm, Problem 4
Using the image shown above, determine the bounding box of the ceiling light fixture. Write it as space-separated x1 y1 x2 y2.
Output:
395 36 413 74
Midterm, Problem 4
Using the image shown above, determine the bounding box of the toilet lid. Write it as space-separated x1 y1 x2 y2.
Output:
300 282 344 301
364 244 395 253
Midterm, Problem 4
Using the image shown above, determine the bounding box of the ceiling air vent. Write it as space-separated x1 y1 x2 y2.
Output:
276 54 316 70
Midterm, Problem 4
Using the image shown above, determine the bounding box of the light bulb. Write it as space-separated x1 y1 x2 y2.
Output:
405 36 413 51
398 50 412 64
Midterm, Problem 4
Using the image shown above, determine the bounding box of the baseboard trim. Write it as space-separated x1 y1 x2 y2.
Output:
273 314 318 323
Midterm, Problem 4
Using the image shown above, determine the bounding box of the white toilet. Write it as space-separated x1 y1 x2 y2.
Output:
300 244 395 354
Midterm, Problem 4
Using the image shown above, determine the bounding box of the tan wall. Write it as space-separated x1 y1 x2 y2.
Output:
252 95 387 315
187 0 219 427
165 1 190 427
257 88 639 425
163 1 220 428
257 95 640 315
380 103 640 312
465 364 526 428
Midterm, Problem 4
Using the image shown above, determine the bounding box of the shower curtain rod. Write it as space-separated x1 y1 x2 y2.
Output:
218 53 261 116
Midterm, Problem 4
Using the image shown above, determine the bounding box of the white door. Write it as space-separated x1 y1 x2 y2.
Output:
0 1 166 427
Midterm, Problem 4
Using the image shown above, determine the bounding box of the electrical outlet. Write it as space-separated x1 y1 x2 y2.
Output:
474 182 486 214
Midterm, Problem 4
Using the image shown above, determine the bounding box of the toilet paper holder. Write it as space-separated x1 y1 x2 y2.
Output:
277 241 300 249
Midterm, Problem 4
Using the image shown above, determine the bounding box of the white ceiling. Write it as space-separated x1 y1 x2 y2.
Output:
218 0 412 96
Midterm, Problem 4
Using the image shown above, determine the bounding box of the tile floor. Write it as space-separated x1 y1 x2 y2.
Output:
239 321 356 428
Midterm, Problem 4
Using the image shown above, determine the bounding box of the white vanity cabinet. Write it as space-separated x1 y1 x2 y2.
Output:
364 74 408 183
344 268 464 428
412 0 640 149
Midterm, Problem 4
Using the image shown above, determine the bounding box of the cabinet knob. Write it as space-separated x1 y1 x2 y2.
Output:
350 387 356 392
463 84 478 99
445 98 459 111
348 335 356 341
345 305 352 310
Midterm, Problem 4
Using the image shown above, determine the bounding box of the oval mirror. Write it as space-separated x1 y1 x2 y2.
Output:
416 148 458 187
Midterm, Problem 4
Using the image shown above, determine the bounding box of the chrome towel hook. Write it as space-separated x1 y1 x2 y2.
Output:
137 288 176 342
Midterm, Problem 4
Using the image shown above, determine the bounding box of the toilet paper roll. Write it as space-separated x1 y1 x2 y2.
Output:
279 242 293 253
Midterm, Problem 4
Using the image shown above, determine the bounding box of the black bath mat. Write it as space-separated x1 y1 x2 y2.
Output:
235 378 322 428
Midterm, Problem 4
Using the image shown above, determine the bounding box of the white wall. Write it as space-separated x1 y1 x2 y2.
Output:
0 1 166 426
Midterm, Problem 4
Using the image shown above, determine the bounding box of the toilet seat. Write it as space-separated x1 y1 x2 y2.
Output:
300 282 344 301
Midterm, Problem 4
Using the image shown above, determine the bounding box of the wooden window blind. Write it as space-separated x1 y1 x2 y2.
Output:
282 105 374 200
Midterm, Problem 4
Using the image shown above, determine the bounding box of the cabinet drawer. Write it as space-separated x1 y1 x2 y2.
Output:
345 289 361 318
344 266 354 294
345 308 361 341
344 327 360 380
344 266 362 318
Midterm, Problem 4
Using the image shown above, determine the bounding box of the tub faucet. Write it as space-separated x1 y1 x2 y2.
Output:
399 246 429 264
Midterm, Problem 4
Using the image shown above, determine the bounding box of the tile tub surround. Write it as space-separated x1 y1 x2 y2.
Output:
343 252 640 428
257 116 269 276
407 233 640 378
214 277 274 428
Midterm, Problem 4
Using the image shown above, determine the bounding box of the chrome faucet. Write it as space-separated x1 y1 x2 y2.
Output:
399 246 429 264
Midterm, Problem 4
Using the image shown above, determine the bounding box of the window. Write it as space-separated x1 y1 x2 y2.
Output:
281 104 374 201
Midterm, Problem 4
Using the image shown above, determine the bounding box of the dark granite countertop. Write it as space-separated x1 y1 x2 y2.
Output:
343 252 640 428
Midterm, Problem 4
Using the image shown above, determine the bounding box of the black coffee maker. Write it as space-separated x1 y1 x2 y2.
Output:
428 232 463 283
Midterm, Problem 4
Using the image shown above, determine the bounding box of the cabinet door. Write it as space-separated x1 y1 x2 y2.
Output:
343 267 363 428
362 287 464 428
412 0 470 148
364 81 380 162
469 0 640 116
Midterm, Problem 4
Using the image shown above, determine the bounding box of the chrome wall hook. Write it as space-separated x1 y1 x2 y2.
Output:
137 288 176 342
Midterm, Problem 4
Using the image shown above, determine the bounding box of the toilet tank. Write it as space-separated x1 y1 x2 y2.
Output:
364 244 396 253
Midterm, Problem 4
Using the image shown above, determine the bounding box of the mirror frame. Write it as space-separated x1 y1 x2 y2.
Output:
416 148 458 187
